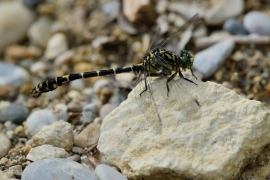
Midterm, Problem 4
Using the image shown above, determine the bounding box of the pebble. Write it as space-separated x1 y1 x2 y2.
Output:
21 158 97 180
109 93 127 106
0 62 30 87
193 38 235 79
26 110 58 136
31 121 73 151
223 18 247 35
0 1 35 54
0 133 11 158
67 101 83 113
0 103 30 124
95 164 127 180
204 0 244 25
53 50 74 66
74 123 101 148
243 11 270 36
23 0 44 7
44 33 68 60
29 61 47 74
101 0 120 16
80 103 97 124
54 103 68 121
5 45 36 59
66 154 81 162
99 103 117 119
8 165 22 176
26 144 70 161
70 79 85 91
72 146 83 154
28 16 52 48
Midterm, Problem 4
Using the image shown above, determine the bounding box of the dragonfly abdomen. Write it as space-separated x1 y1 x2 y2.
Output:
30 65 144 98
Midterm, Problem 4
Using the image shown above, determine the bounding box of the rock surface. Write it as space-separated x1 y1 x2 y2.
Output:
31 121 74 151
26 144 70 161
98 77 270 179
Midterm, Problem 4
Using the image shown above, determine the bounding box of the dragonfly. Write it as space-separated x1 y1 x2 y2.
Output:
30 14 201 132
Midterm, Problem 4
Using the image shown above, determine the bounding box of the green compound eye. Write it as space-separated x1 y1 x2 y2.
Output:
182 55 190 68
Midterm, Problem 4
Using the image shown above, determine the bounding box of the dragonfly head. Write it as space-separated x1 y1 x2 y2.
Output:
180 50 194 69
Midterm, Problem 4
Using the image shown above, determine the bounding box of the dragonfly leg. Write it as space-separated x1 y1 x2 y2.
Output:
190 68 197 79
166 73 177 96
140 76 148 96
179 71 197 85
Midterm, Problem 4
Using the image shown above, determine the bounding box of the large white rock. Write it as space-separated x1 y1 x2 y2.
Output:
97 76 270 179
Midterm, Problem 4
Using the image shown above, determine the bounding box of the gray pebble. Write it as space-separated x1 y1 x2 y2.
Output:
8 165 22 176
0 62 30 87
80 103 97 124
243 11 270 36
67 101 82 113
204 0 244 25
0 133 11 158
26 110 58 136
28 16 52 48
99 103 117 120
23 0 44 7
44 33 68 60
66 154 81 163
95 164 127 180
0 103 29 124
102 0 120 16
223 18 247 35
109 93 127 106
72 146 83 154
21 158 97 180
0 1 35 54
193 38 235 79
70 79 85 91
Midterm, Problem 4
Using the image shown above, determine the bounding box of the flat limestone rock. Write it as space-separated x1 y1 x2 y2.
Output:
97 76 270 180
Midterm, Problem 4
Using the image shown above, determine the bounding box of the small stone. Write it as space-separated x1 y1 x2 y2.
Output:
66 154 81 162
26 110 58 136
204 0 244 25
8 165 22 176
44 33 68 60
95 164 127 180
80 103 97 124
101 0 120 16
28 16 52 48
31 121 74 151
0 1 35 54
26 144 70 161
0 103 30 124
74 123 100 148
53 50 74 66
70 79 85 91
5 45 36 59
243 11 270 36
223 18 247 35
193 38 235 78
72 146 83 154
23 0 44 7
0 62 30 87
0 133 11 158
29 61 47 74
122 0 155 25
99 103 117 119
67 101 83 113
21 158 97 180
